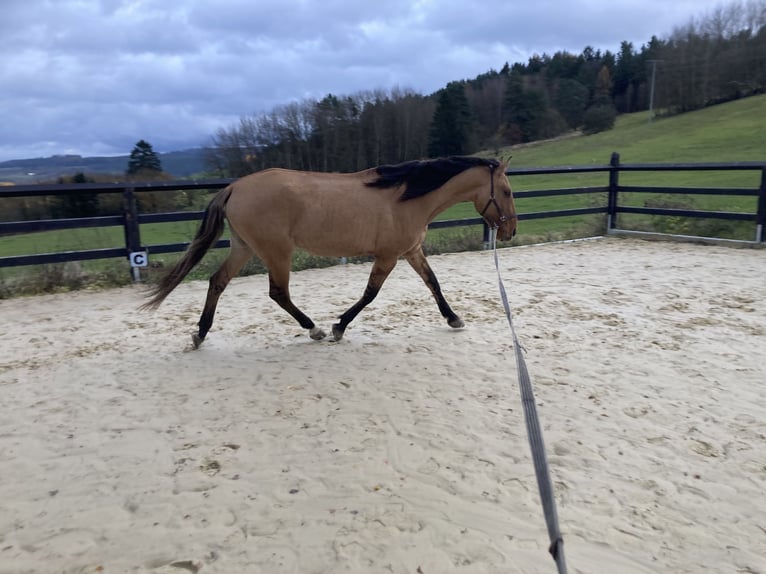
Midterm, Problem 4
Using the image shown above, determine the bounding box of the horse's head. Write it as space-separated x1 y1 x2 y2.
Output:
474 159 517 241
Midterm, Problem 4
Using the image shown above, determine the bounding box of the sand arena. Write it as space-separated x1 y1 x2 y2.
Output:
1 237 764 573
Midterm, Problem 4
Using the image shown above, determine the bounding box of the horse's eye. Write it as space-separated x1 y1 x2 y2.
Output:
504 190 511 198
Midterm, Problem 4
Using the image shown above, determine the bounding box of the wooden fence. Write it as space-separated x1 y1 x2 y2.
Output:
509 152 765 242
1 153 764 278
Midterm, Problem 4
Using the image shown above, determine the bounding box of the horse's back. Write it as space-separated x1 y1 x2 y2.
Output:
230 168 376 201
223 167 402 257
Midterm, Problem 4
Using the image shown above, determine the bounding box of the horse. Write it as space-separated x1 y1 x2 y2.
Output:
142 156 517 348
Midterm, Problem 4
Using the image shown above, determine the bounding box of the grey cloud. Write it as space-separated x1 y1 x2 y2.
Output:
0 0 726 161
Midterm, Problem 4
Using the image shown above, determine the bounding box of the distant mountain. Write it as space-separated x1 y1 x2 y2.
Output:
0 148 210 184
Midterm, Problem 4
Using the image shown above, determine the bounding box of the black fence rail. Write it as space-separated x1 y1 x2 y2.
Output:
1 153 764 277
510 152 766 242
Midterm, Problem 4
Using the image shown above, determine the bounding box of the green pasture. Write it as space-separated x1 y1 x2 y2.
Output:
500 94 766 166
0 220 202 257
2 95 765 294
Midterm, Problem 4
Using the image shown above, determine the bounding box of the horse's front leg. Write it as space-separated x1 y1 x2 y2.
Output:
266 259 326 341
333 256 397 341
404 246 464 329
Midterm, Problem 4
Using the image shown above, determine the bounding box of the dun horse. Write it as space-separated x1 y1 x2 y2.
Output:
143 156 517 347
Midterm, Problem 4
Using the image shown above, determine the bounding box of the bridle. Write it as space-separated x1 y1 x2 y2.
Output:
479 164 510 228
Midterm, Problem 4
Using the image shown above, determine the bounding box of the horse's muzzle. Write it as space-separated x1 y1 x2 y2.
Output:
497 218 517 241
498 229 515 241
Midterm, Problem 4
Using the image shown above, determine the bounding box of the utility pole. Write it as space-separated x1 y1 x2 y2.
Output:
648 60 663 122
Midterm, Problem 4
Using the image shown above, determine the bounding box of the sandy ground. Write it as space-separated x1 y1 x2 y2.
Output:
0 237 765 574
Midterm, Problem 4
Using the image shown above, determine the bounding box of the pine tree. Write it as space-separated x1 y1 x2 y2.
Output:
427 82 474 157
583 66 618 134
503 71 549 142
554 79 590 128
127 140 162 175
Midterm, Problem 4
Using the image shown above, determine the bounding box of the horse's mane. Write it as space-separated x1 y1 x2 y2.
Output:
365 156 500 201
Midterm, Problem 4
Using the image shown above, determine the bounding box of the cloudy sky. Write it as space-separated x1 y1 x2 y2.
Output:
0 0 729 161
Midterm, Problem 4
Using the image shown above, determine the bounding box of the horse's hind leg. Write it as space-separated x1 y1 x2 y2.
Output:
265 257 325 340
405 246 464 329
194 240 252 348
332 256 397 341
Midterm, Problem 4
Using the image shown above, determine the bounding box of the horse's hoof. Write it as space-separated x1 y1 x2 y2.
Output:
448 317 465 329
331 323 345 342
309 326 326 340
191 333 203 349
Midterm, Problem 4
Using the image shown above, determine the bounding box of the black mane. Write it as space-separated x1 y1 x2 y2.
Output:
365 156 500 201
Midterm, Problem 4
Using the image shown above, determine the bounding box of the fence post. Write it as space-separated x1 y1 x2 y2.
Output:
122 186 142 282
756 166 766 243
483 221 491 249
607 152 621 231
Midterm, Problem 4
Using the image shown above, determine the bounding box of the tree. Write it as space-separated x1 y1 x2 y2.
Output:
54 172 100 218
127 140 162 175
466 75 506 150
502 70 528 144
125 140 176 213
613 41 641 112
583 65 618 134
311 94 359 172
427 82 474 157
554 79 590 128
503 71 551 142
582 105 617 134
592 65 615 105
547 51 582 80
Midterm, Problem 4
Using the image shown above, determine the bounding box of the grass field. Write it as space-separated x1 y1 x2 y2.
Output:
2 95 765 294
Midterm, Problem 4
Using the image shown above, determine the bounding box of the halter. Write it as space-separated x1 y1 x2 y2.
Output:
479 164 508 228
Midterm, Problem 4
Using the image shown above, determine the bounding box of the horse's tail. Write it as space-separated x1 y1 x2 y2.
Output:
141 186 233 310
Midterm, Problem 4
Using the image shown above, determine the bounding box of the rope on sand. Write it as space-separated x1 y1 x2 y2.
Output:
490 229 568 574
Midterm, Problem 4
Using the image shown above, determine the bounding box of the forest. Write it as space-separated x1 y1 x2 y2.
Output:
206 0 766 177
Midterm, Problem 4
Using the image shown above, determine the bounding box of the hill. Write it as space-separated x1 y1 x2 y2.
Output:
2 94 764 188
499 93 766 167
456 94 766 242
0 148 210 184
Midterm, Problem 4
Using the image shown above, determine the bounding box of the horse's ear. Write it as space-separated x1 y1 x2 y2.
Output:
499 153 512 169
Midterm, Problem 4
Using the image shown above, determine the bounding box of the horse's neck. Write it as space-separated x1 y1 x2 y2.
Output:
417 177 480 223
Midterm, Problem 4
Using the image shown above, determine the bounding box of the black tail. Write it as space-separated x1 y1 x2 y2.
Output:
141 187 233 310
